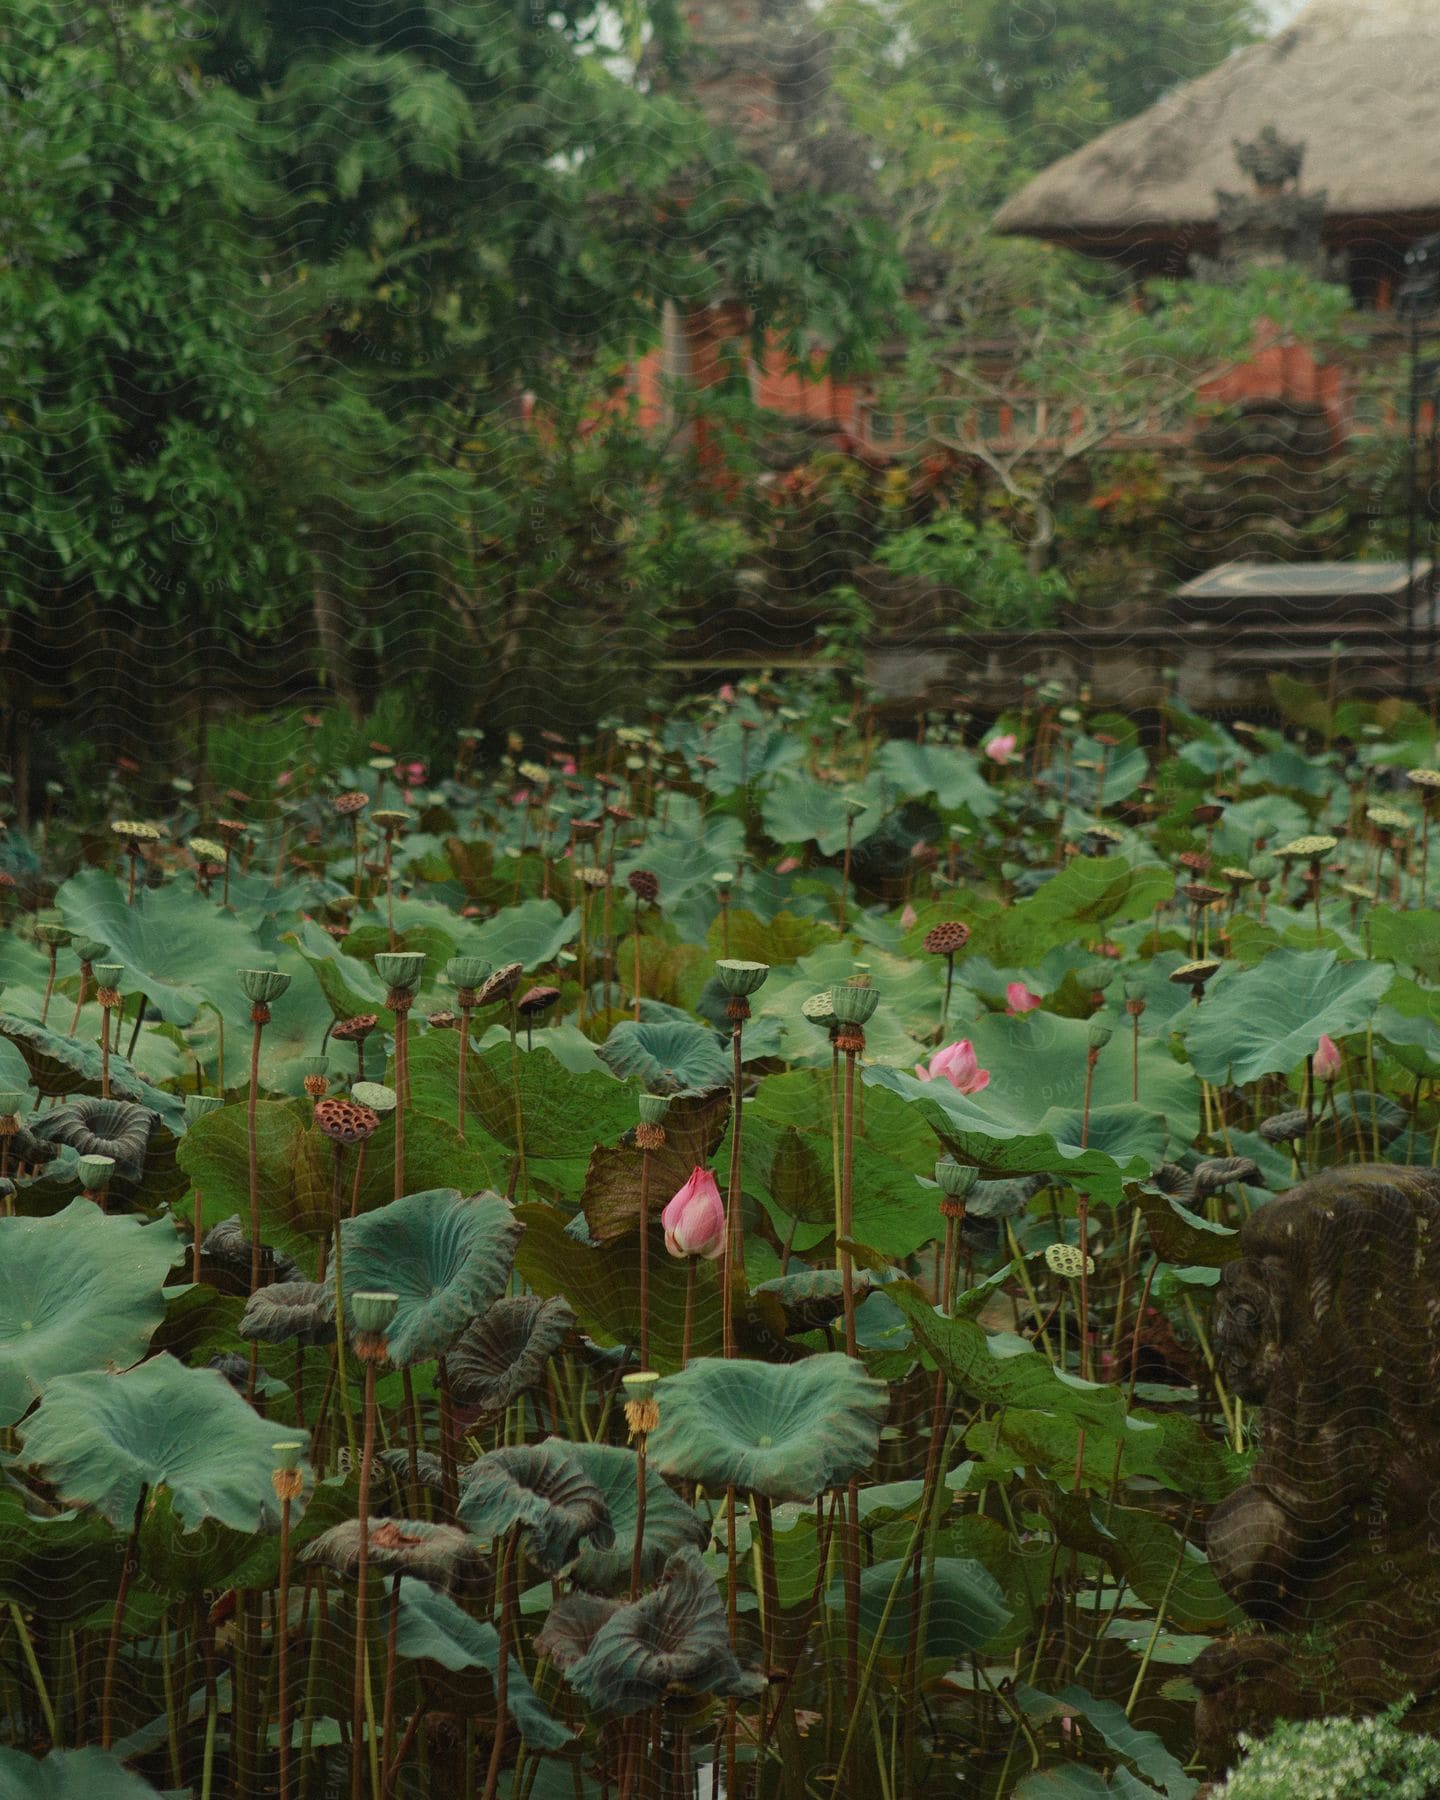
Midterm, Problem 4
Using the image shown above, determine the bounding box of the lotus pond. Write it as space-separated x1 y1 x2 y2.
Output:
1 681 1438 1800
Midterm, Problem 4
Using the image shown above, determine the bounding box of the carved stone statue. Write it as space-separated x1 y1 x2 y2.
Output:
1193 1166 1440 1770
1191 126 1339 281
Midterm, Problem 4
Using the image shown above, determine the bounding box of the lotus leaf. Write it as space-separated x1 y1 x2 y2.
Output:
393 1578 573 1750
649 1353 888 1502
27 1096 159 1182
825 1555 1011 1659
533 1592 621 1669
1182 948 1392 1085
595 1019 729 1095
558 1440 710 1595
753 1265 896 1334
0 1202 184 1426
0 1016 184 1131
458 1440 614 1573
303 1518 480 1587
332 1187 524 1365
238 1281 333 1346
562 1546 764 1715
446 1294 576 1411
0 1747 181 1798
202 1215 300 1286
17 1354 306 1533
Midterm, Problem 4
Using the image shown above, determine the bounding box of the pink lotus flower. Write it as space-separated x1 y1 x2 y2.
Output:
718 683 736 703
1006 982 1042 1016
900 903 918 930
776 855 801 875
984 733 1017 765
662 1167 726 1259
1314 1033 1343 1083
915 1039 990 1095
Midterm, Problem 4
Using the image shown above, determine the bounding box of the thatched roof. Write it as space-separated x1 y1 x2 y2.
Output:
993 0 1440 248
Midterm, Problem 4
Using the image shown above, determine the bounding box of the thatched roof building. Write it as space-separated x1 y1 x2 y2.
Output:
993 0 1440 295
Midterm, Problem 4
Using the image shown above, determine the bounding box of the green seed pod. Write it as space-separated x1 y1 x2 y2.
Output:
74 939 109 965
94 964 124 991
829 980 880 1026
183 1094 226 1127
375 952 426 993
715 959 769 998
76 1154 115 1191
238 968 293 1006
1087 1020 1114 1051
272 1441 305 1472
350 1290 399 1335
447 955 491 993
934 1159 979 1200
351 1081 398 1115
638 1093 672 1126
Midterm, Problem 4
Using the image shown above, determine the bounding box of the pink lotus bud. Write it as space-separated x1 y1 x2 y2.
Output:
661 1167 726 1259
1006 982 1042 1016
984 733 1017 765
776 855 801 875
900 903 918 930
1314 1033 1343 1083
718 684 736 703
915 1039 991 1095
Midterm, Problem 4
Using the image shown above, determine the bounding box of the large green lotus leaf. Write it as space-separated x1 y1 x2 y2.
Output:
874 739 1001 819
883 1280 1242 1502
178 1099 329 1269
563 1546 763 1716
468 1044 639 1199
702 909 833 969
0 1016 185 1132
53 868 266 1031
595 1020 729 1095
1062 736 1148 811
755 948 936 1071
864 1069 1161 1204
1367 907 1440 983
394 1578 573 1750
284 919 392 1023
1211 794 1310 859
461 897 579 972
335 1187 523 1365
0 1481 124 1619
0 1203 184 1426
561 1441 710 1595
650 1354 887 1502
1098 953 1196 1041
474 1020 607 1077
967 857 1174 967
611 809 745 907
692 717 805 794
578 1091 730 1244
139 1475 346 1599
17 1354 305 1533
1182 948 1391 1085
825 1555 1010 1660
0 1747 181 1798
1017 1684 1198 1800
514 1205 723 1370
760 779 885 856
448 1295 576 1411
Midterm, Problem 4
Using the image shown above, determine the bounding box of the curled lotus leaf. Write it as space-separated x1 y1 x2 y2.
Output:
595 1020 730 1096
534 1591 621 1670
559 1440 710 1595
753 1265 897 1334
17 1353 307 1533
380 1447 447 1493
650 1353 888 1503
202 1215 300 1286
302 1518 480 1588
239 1282 332 1347
28 1095 159 1183
458 1440 614 1574
0 1202 184 1427
563 1546 765 1715
333 1188 524 1366
1192 1156 1263 1198
446 1294 576 1411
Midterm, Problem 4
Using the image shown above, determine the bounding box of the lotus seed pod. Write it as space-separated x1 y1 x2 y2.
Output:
33 922 72 948
238 968 293 1006
351 1082 397 1115
935 1159 979 1200
801 992 837 1027
829 980 880 1026
74 938 109 965
0 1091 29 1120
350 1290 399 1335
1087 1020 1114 1051
1044 1243 1094 1279
94 964 124 991
715 959 769 998
447 956 491 993
183 1093 226 1127
272 1440 305 1472
375 952 426 993
638 1093 672 1127
76 1154 116 1191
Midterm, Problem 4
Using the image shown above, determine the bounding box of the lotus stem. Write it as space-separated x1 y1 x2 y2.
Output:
681 1256 698 1367
381 1576 401 1786
100 1007 111 1101
840 1044 858 1357
630 1438 648 1601
638 1147 652 1371
353 814 364 913
68 958 91 1038
352 1352 380 1800
275 1477 299 1798
101 1480 148 1748
436 1354 459 1515
457 1002 473 1141
330 1144 359 1466
390 989 410 1199
508 1000 526 1202
40 942 57 1028
481 1526 521 1800
632 898 643 1023
840 814 853 933
721 1009 746 1359
247 1007 267 1294
7 1601 56 1748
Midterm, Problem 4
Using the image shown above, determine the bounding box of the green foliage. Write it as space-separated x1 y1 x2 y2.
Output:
1215 1706 1440 1800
